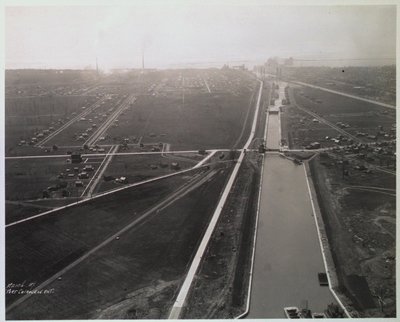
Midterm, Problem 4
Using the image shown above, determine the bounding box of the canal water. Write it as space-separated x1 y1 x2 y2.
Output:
247 155 336 318
265 113 280 150
265 81 286 150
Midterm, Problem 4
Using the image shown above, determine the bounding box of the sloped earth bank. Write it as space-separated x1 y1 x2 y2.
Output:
183 152 262 318
309 154 396 317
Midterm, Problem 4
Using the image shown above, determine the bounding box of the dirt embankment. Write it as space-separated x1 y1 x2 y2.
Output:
182 152 262 318
309 154 396 317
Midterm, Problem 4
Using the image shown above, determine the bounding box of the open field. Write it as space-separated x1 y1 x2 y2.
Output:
6 197 106 226
95 153 196 193
5 149 225 222
3 147 142 212
42 95 129 147
309 153 395 317
5 201 56 226
102 87 257 150
5 68 260 219
281 103 345 149
5 95 97 153
283 66 395 105
6 168 206 304
281 85 395 173
18 197 87 209
5 69 99 97
7 163 234 320
291 86 395 143
5 156 96 204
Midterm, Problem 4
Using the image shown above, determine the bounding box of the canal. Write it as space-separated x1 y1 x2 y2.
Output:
247 155 336 318
265 113 280 150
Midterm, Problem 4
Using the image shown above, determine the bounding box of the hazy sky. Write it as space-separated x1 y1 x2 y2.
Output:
5 3 397 69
